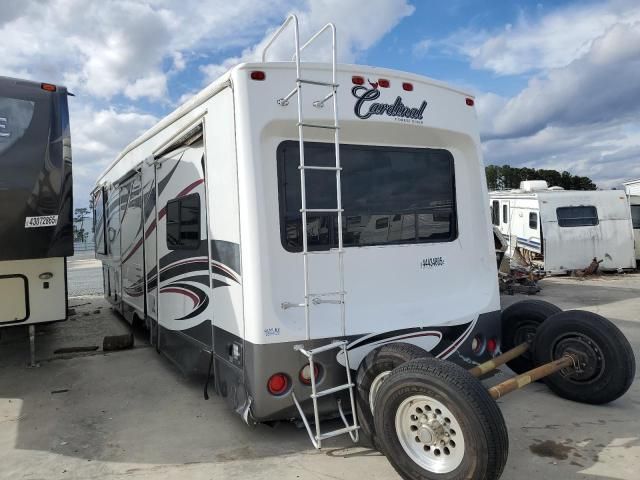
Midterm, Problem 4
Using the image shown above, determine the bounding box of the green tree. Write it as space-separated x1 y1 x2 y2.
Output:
485 165 597 191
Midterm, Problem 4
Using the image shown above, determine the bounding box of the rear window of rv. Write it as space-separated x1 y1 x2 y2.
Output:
277 141 457 251
556 206 598 227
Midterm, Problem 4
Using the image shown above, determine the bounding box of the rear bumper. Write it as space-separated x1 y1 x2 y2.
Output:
240 310 502 422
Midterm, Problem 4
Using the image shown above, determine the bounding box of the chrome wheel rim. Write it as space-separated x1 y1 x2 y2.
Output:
395 395 465 474
369 371 391 414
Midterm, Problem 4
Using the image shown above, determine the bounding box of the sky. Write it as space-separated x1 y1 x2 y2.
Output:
2 0 639 207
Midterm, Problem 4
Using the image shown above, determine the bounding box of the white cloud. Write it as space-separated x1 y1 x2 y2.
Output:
447 0 640 75
199 0 415 83
70 104 157 206
465 2 640 188
412 39 432 58
0 0 295 100
482 21 640 140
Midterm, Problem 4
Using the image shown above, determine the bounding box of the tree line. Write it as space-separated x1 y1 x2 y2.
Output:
485 165 597 191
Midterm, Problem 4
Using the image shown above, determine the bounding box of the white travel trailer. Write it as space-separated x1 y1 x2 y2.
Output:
623 179 640 262
92 17 635 480
0 76 73 363
490 181 636 273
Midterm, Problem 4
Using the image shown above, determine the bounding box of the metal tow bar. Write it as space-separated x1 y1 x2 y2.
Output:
468 342 578 400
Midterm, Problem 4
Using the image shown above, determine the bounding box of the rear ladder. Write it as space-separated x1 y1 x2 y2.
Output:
262 15 359 449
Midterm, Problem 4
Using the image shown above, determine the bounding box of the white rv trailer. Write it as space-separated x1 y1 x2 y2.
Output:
490 181 636 273
0 76 73 360
91 17 636 480
623 179 640 261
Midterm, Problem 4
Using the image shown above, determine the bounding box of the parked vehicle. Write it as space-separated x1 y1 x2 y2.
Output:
623 179 640 262
490 181 636 273
0 76 73 347
92 16 635 480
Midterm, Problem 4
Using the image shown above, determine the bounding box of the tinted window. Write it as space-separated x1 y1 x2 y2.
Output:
166 193 200 249
277 141 457 251
529 212 538 230
502 204 508 223
93 189 107 254
556 206 598 227
631 205 640 229
492 201 499 226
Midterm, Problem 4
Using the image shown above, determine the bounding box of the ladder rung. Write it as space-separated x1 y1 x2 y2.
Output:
317 425 360 441
298 122 338 130
308 291 345 297
299 165 341 171
305 340 348 355
298 78 338 87
312 383 354 399
301 208 343 213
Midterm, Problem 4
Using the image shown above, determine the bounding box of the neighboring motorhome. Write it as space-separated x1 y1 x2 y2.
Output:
490 181 635 273
623 178 640 262
0 76 73 337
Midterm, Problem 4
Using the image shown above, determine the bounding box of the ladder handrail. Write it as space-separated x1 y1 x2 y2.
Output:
295 23 337 81
261 14 300 63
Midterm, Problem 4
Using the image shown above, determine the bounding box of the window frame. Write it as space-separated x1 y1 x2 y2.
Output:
556 205 599 228
276 141 458 252
165 193 201 250
529 211 538 230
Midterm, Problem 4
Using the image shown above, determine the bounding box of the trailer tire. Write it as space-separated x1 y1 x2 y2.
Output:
501 300 561 374
356 343 428 448
374 358 508 480
533 310 635 405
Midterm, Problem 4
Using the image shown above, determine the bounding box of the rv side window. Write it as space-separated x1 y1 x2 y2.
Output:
492 201 499 226
93 188 107 255
277 141 457 251
556 206 598 227
529 212 538 230
502 204 508 223
166 193 200 250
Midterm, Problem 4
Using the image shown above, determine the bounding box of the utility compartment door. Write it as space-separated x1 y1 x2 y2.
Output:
0 275 28 324
120 174 145 314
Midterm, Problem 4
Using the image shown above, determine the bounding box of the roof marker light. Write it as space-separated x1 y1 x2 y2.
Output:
466 98 475 106
250 71 266 81
402 82 413 91
378 79 390 88
352 75 365 85
41 83 57 92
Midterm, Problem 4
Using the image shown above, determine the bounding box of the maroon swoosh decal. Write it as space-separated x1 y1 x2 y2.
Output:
160 287 199 308
436 321 475 359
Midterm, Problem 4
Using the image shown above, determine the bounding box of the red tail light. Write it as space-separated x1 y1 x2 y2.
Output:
267 373 290 395
352 75 365 85
402 82 413 91
378 78 390 88
466 97 475 106
250 71 266 81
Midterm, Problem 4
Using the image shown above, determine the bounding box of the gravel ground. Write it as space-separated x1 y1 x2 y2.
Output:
67 251 103 297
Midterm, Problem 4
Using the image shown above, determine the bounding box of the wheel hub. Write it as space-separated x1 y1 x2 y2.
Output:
395 395 465 474
554 333 604 382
